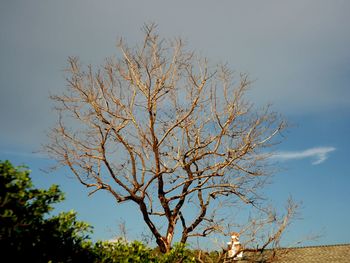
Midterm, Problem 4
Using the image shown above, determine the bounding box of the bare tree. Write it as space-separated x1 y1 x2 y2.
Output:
46 24 295 253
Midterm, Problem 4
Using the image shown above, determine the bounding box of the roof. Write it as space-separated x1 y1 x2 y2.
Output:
233 244 350 263
276 244 350 263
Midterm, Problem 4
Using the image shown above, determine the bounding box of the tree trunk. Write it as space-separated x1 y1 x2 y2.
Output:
156 237 170 253
157 223 175 253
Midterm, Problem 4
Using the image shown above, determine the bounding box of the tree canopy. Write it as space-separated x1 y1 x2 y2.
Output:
0 160 94 262
47 24 296 253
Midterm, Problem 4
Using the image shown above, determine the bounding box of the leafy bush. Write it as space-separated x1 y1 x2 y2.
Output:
93 239 153 262
0 160 94 262
93 240 196 263
157 243 196 263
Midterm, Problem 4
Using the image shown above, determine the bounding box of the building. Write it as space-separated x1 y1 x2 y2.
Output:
229 244 350 263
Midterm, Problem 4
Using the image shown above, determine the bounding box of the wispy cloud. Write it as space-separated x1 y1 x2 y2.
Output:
271 147 336 165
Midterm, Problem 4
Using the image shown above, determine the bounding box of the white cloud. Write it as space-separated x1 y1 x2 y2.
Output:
271 147 336 165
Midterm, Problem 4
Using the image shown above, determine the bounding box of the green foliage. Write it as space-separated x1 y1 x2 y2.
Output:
0 161 62 230
0 160 94 262
93 239 154 262
93 240 196 263
157 243 196 263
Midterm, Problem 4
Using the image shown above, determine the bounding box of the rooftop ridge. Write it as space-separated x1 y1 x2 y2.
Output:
276 243 350 250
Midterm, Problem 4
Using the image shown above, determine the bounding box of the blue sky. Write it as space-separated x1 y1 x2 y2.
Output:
1 0 349 248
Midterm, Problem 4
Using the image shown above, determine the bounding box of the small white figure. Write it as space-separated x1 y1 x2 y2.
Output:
227 232 243 259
